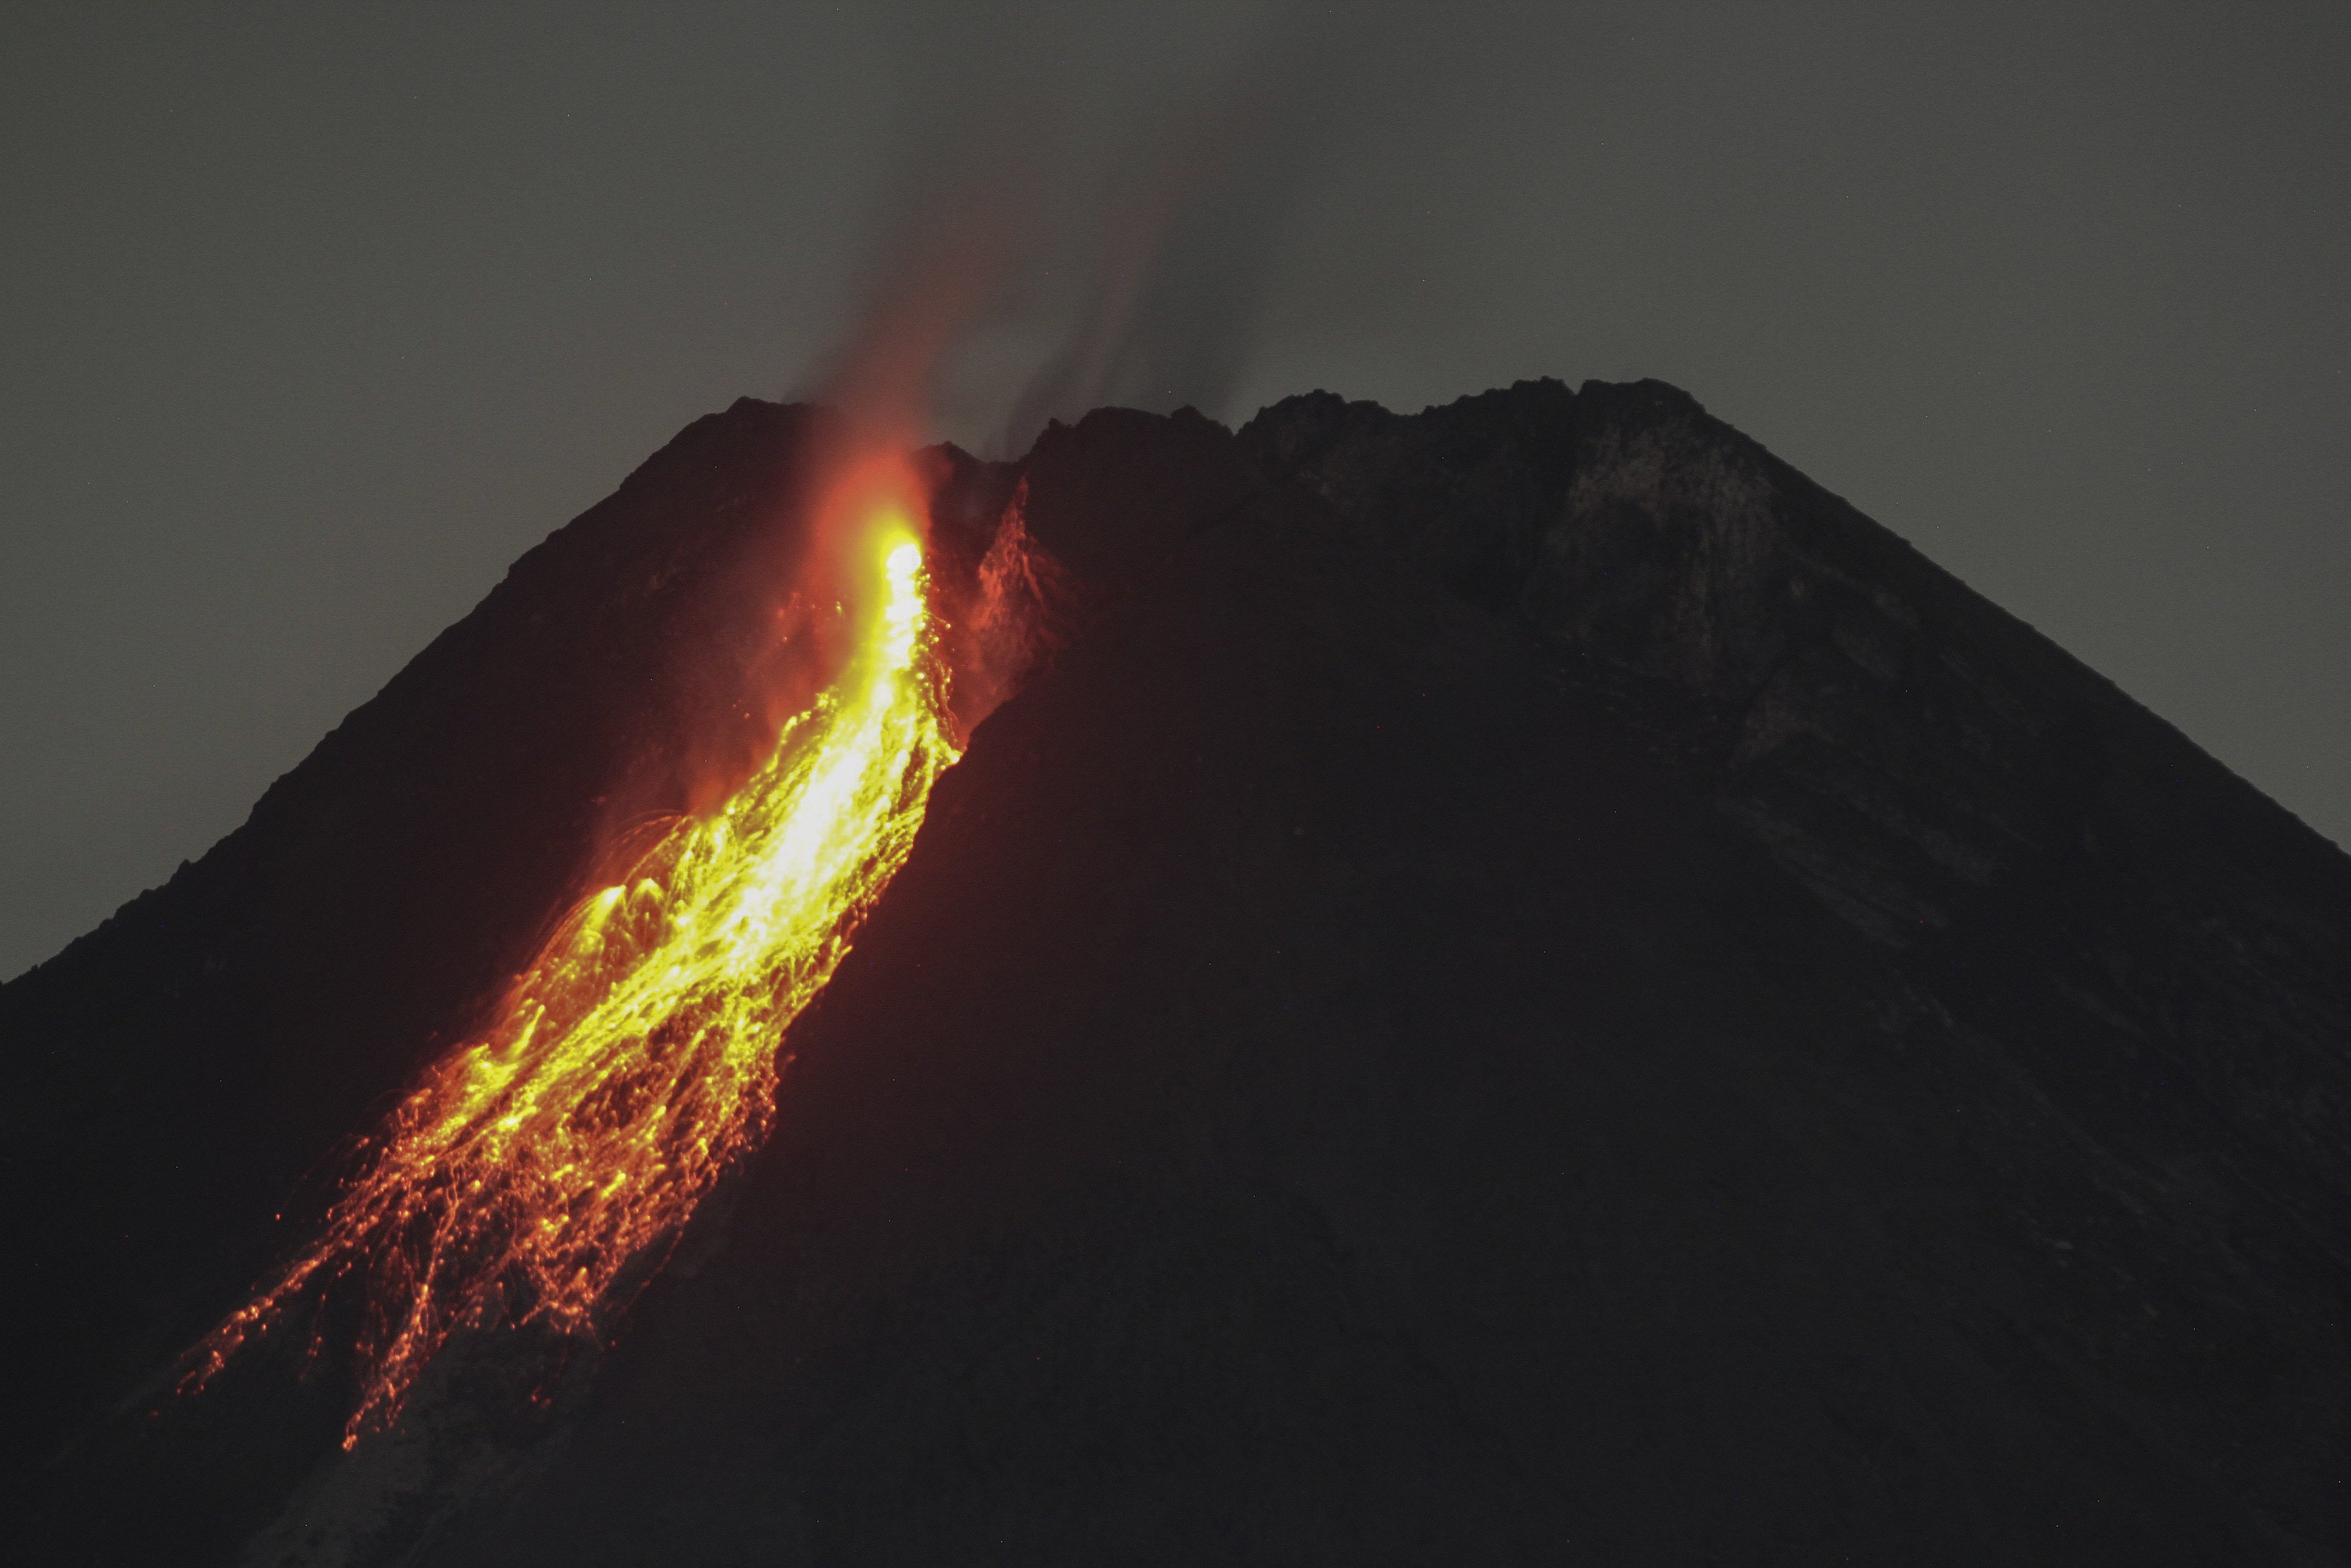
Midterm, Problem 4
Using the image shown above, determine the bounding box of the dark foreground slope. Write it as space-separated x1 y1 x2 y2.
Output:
13 382 2351 1564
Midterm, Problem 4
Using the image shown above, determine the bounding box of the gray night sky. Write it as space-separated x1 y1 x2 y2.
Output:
4 1 2347 978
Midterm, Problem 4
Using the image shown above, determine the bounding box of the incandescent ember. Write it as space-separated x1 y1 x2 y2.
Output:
179 457 959 1446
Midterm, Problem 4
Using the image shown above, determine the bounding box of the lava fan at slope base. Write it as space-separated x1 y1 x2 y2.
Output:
180 471 960 1446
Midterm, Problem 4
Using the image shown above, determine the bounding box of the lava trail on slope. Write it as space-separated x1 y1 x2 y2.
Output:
181 464 959 1443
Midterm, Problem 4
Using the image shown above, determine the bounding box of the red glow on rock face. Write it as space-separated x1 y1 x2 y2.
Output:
180 444 961 1446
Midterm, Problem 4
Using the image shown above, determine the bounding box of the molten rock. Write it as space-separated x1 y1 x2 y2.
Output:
9 382 2351 1565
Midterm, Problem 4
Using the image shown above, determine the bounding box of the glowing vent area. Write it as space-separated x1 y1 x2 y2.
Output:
184 508 959 1446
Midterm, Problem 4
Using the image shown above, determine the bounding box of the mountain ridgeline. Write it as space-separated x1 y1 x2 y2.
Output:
7 380 2350 1564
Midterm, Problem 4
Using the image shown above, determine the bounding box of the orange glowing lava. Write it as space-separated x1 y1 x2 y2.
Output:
182 475 959 1445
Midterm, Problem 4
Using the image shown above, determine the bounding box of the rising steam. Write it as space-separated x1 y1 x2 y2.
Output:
803 1 1380 455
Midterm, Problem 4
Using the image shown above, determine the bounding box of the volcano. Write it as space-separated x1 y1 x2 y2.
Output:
8 380 2350 1564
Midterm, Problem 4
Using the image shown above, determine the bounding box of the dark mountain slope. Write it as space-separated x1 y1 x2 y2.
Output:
2 399 853 1498
11 382 2351 1564
1250 381 2351 1366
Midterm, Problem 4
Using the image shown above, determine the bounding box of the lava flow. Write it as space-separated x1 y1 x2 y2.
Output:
182 476 959 1445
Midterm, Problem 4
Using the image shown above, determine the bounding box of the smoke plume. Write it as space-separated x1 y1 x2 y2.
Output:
801 1 1393 453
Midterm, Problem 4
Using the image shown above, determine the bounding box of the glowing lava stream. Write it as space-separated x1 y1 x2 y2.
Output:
184 506 959 1446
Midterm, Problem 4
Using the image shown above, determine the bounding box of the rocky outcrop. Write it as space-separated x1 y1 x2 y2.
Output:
1249 380 2351 1334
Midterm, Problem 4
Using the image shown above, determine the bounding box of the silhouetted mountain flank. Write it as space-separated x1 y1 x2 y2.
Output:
8 380 2350 1564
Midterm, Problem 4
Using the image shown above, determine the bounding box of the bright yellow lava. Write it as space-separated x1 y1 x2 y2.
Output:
184 519 958 1445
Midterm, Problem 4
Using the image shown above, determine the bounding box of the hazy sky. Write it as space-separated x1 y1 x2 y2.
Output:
5 1 2347 977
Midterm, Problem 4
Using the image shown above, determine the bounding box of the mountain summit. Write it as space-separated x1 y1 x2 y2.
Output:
10 380 2350 1564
